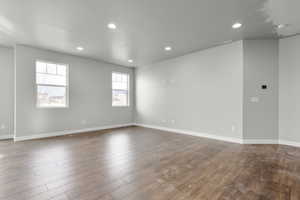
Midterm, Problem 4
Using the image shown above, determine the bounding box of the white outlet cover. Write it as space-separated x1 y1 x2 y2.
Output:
231 126 236 132
250 97 259 103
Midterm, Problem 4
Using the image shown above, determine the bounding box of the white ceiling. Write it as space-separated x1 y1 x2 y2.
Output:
0 0 298 67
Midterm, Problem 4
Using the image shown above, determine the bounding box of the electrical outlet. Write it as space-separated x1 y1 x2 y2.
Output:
171 120 176 124
81 120 87 125
231 125 236 132
161 119 167 123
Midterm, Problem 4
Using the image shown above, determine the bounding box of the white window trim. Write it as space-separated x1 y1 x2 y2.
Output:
36 60 70 109
112 71 130 107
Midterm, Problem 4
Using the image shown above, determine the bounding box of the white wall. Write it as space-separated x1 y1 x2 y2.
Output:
243 40 279 141
279 35 300 143
15 45 134 138
135 41 244 140
0 46 14 139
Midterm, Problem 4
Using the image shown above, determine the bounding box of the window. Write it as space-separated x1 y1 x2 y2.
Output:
36 61 69 108
112 72 129 107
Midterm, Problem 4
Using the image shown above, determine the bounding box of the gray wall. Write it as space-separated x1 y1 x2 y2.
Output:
1 38 296 144
279 35 300 143
135 41 244 139
243 40 279 140
15 45 134 138
0 46 14 138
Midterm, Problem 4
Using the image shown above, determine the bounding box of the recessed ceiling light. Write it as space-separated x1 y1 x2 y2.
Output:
76 46 84 51
164 46 172 51
277 24 288 29
128 59 133 63
232 22 242 29
107 23 117 29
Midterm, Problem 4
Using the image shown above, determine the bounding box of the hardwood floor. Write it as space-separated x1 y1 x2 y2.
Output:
1 126 300 200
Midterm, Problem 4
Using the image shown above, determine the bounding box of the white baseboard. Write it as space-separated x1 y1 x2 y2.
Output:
135 124 300 148
0 134 14 140
12 122 300 149
243 139 278 144
279 140 300 148
134 123 243 144
14 123 134 142
243 139 300 148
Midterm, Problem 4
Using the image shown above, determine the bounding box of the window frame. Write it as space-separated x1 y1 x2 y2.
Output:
112 71 130 107
35 60 70 109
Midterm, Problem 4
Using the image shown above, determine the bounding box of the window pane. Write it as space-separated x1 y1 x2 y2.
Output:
112 72 129 106
36 61 46 73
112 90 128 106
36 73 66 86
122 74 128 82
112 82 118 89
120 82 128 90
112 81 126 90
112 73 128 90
57 65 66 76
36 61 68 86
115 73 122 82
37 85 67 107
36 61 68 108
47 63 57 74
112 73 117 82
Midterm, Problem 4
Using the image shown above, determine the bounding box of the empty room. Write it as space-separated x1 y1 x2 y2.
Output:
0 0 300 199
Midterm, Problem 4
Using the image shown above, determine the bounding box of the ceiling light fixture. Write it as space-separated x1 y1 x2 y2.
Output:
128 59 133 63
232 22 242 29
76 46 84 51
107 23 117 29
277 24 288 29
164 46 172 51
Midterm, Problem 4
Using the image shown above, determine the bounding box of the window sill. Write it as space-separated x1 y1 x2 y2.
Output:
36 106 69 109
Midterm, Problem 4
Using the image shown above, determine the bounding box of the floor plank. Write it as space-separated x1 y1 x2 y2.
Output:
1 126 300 200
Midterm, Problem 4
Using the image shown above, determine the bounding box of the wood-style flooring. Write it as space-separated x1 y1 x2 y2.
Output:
1 126 300 200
